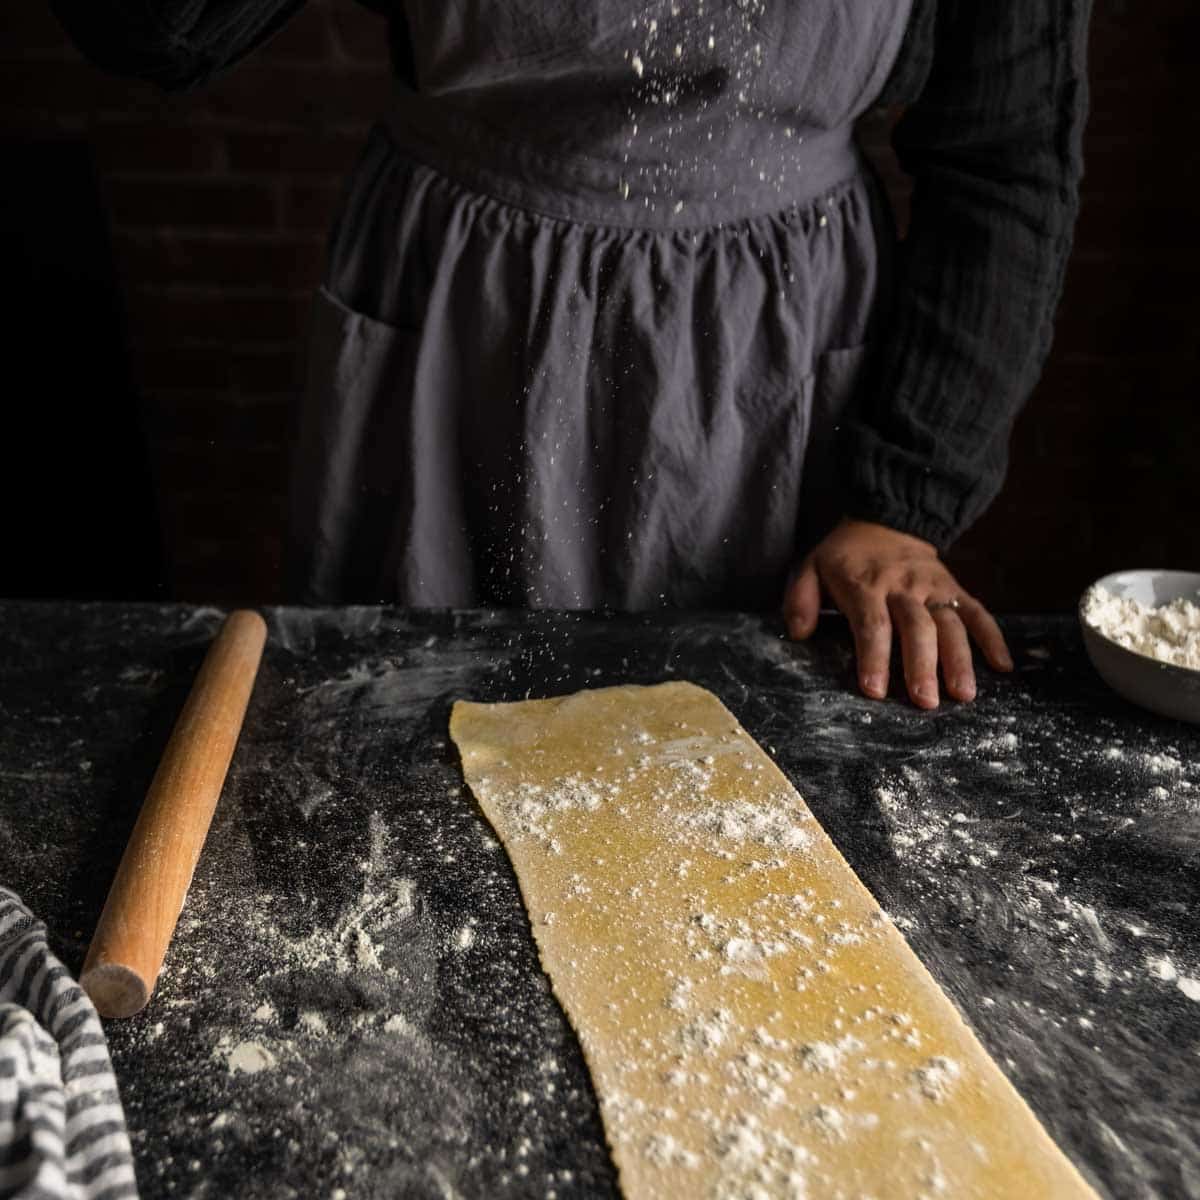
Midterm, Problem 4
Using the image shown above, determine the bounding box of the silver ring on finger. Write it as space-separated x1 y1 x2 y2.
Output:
925 598 962 614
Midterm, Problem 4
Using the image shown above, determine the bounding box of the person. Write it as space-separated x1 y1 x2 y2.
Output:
51 0 1092 709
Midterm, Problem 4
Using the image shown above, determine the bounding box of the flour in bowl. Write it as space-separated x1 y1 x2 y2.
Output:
1082 585 1200 670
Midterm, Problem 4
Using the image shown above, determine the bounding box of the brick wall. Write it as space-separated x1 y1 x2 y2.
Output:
2 0 391 601
2 0 1196 609
951 1 1200 608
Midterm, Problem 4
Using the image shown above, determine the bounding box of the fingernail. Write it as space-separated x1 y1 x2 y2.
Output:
863 673 886 697
999 654 1014 671
914 683 938 707
954 677 977 701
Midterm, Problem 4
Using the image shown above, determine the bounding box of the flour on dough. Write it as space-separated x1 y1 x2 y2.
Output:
451 682 1099 1200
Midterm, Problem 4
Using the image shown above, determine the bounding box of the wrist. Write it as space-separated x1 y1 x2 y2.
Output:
835 516 938 556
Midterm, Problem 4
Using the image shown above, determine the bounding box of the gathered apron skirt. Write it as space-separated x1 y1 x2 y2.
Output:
286 40 903 610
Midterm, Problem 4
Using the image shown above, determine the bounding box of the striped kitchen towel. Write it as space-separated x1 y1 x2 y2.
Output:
1 888 137 1199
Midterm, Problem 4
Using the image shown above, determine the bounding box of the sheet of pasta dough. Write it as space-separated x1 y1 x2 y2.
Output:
450 682 1098 1200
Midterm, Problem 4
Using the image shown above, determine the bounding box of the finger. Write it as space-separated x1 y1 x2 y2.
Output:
825 576 892 699
957 598 1014 672
889 594 940 709
932 607 976 702
782 558 821 640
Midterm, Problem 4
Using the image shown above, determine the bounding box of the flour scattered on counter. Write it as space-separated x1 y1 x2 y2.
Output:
180 866 430 1112
221 1039 277 1075
978 731 1019 755
1178 978 1200 1002
1141 752 1183 775
354 928 382 970
258 876 414 976
1147 956 1178 982
1082 585 1200 670
299 1011 328 1037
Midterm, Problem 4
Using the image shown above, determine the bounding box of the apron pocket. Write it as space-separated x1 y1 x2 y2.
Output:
627 371 814 609
287 286 423 603
797 340 878 551
728 376 815 593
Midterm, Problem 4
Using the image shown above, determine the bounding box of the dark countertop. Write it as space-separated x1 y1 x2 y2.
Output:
1 602 1197 1200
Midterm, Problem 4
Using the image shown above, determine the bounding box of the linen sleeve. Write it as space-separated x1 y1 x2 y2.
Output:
49 0 310 91
841 0 1093 549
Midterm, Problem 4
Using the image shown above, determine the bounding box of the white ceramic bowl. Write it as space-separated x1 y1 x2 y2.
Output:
1078 569 1200 725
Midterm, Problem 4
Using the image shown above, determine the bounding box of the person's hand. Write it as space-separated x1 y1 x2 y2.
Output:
782 518 1013 709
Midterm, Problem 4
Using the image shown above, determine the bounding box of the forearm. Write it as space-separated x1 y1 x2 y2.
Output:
843 0 1093 549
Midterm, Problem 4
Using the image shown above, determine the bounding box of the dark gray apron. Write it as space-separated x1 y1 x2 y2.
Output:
287 0 913 608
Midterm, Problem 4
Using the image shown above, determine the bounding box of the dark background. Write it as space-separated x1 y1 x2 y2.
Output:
0 0 1196 607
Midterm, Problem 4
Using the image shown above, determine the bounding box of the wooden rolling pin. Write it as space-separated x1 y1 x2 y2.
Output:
81 609 268 1018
